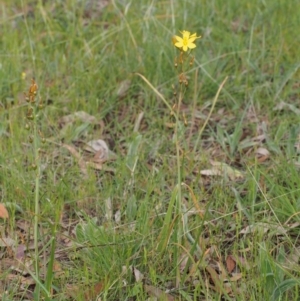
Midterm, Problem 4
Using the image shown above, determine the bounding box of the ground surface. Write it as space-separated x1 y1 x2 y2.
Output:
1 0 300 300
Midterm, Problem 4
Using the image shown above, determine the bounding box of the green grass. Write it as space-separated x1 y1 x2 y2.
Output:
1 0 300 300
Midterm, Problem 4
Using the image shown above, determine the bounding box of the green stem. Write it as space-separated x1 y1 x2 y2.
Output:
33 107 41 300
174 88 183 288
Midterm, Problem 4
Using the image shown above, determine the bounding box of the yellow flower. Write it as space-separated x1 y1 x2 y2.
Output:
173 30 201 52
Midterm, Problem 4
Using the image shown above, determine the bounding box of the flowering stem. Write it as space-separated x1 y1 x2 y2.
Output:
174 88 183 288
188 69 199 145
33 106 41 300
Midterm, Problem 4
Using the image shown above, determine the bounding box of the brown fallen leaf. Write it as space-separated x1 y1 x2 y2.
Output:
84 281 104 299
240 222 286 235
62 143 88 176
53 260 63 275
0 237 16 248
210 160 244 181
200 168 222 177
2 257 31 276
144 284 175 301
256 147 270 157
0 203 9 219
226 255 236 273
115 79 131 98
85 139 110 162
133 266 144 283
230 273 242 282
134 111 144 132
63 142 115 173
256 147 270 163
201 161 244 181
59 111 98 126
15 244 26 260
257 155 269 163
7 273 35 287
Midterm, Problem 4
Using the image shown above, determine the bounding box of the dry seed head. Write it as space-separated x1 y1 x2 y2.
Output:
172 84 177 95
29 79 38 95
25 79 38 103
38 130 44 139
26 108 34 120
179 73 187 85
179 52 183 64
189 56 195 66
170 103 177 116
